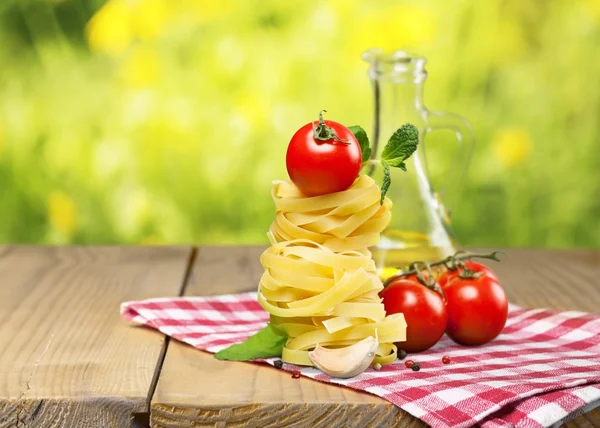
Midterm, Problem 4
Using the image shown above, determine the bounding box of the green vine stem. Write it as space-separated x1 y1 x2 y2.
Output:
410 261 437 288
408 261 445 297
383 250 506 287
362 159 380 167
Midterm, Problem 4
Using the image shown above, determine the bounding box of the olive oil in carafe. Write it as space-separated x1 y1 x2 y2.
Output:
371 229 456 280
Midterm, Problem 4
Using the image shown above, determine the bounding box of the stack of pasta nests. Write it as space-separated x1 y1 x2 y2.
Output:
257 174 407 367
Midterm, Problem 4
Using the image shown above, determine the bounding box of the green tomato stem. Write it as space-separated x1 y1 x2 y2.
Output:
312 110 348 144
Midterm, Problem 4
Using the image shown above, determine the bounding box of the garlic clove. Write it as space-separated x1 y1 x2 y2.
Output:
308 336 378 379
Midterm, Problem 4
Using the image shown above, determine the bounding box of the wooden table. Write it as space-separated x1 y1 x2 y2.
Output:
0 246 598 427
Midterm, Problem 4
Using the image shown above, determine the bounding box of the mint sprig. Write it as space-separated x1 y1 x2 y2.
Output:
348 125 371 163
380 160 391 205
214 323 287 361
349 123 419 204
381 124 419 172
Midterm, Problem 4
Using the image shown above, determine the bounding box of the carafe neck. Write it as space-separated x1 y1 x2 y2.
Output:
363 49 428 157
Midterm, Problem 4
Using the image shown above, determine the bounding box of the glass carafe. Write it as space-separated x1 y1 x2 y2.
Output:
362 49 475 276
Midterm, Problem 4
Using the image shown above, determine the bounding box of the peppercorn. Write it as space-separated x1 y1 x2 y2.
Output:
274 360 283 369
442 355 451 364
398 349 407 360
411 363 421 372
292 370 301 379
373 363 382 371
404 360 414 369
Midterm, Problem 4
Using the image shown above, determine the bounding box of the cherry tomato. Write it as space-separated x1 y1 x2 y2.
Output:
444 274 508 346
286 114 361 196
380 278 447 353
439 261 498 288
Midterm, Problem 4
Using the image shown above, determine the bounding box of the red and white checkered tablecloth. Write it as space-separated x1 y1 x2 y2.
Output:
121 292 600 428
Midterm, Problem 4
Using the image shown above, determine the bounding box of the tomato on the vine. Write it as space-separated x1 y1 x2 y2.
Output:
439 261 498 289
443 272 508 346
380 278 447 353
286 111 362 196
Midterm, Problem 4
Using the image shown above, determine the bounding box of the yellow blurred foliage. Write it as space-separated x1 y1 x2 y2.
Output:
181 0 233 23
86 0 169 56
132 0 169 41
235 94 269 132
86 0 134 56
586 0 600 21
115 189 151 236
492 128 533 168
351 5 437 52
120 46 160 87
48 191 77 237
140 235 165 245
131 193 150 227
489 20 526 65
2 0 599 248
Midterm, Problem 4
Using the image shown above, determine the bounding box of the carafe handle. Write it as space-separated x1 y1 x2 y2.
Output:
423 110 475 212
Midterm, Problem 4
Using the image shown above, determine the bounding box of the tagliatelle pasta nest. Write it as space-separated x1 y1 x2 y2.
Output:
269 175 393 252
258 175 407 368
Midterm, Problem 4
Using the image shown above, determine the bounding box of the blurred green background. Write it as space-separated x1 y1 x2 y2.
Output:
0 0 599 247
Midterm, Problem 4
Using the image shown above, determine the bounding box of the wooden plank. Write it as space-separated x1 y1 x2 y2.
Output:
486 249 600 313
0 246 191 428
152 246 423 427
564 407 600 428
151 247 600 427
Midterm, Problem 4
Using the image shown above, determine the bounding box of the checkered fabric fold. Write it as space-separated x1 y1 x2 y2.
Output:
121 292 600 428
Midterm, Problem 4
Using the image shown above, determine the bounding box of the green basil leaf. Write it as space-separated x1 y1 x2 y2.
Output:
214 324 287 361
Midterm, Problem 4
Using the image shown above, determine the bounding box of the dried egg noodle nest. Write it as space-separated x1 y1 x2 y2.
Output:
258 176 406 367
269 175 393 252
